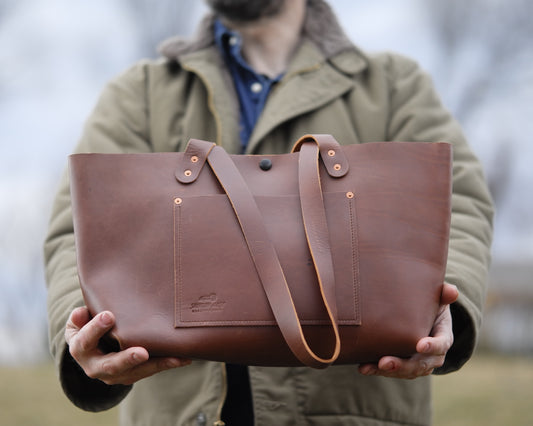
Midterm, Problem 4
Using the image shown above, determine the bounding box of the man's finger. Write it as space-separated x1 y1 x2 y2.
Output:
68 311 115 360
65 306 91 344
108 356 192 386
92 349 191 385
416 334 452 357
68 306 91 328
84 346 149 381
375 354 442 379
441 283 459 305
117 357 191 385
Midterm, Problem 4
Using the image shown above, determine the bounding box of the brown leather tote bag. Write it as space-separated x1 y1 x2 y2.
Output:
69 134 452 369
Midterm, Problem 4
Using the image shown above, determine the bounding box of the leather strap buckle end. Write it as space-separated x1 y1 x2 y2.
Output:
291 134 349 178
176 139 216 183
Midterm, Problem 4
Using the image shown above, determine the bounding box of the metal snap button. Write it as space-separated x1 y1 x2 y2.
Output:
259 158 272 171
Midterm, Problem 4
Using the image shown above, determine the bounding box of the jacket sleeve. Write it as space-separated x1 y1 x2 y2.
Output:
383 53 494 373
44 62 153 411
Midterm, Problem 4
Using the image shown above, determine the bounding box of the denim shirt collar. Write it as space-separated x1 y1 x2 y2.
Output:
213 19 283 151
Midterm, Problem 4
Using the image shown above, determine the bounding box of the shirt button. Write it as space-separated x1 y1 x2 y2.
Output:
229 36 239 46
196 412 207 426
251 82 263 93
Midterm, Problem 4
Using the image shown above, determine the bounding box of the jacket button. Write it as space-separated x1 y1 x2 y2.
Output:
259 158 272 171
196 412 207 426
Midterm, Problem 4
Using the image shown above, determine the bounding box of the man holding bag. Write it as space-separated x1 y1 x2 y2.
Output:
45 1 493 424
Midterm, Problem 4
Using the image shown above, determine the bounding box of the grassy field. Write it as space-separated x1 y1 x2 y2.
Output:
432 352 533 426
1 352 532 426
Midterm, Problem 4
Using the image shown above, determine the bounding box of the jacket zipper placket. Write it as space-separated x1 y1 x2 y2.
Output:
213 363 228 426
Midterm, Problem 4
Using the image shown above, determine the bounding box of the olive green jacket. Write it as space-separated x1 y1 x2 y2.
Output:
44 2 493 425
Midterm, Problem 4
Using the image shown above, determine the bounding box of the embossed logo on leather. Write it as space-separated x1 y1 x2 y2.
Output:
190 293 226 313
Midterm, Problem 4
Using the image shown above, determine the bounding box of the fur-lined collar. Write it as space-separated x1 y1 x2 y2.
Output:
159 0 364 66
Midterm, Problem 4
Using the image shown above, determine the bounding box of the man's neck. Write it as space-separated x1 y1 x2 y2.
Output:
221 0 306 78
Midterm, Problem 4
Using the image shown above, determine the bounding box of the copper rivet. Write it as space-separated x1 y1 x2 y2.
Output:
346 192 354 199
328 150 336 157
174 197 182 205
191 156 199 163
184 170 192 177
334 163 342 171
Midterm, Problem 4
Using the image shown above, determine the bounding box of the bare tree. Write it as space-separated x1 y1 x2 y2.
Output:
427 0 533 206
428 0 533 120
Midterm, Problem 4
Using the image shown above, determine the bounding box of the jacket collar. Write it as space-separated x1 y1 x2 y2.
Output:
158 0 368 76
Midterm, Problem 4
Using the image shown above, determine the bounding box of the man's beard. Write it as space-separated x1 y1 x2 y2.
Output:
205 0 286 23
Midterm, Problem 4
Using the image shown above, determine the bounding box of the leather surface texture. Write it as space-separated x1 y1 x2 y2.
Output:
69 134 452 368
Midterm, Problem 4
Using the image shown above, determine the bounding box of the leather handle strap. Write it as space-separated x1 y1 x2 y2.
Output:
298 141 341 353
205 144 341 369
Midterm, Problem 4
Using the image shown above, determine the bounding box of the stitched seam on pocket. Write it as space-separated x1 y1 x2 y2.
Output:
348 194 362 325
174 198 182 328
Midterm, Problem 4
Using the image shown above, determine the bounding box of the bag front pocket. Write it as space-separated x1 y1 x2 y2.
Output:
173 192 361 328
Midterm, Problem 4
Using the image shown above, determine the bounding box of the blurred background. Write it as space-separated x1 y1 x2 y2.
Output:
1 0 532 424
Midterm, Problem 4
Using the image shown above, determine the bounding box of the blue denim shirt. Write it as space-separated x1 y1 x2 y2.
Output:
214 20 283 151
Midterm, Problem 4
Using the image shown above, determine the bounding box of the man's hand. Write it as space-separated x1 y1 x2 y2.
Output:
358 283 459 379
65 307 191 386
